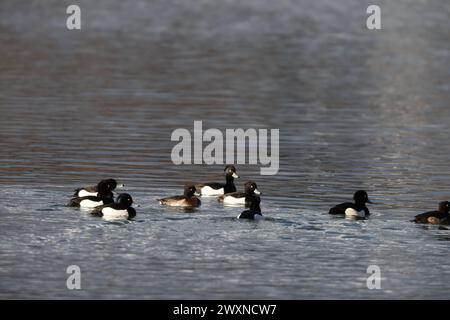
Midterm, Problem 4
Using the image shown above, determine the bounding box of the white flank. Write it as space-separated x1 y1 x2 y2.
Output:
78 190 98 197
200 186 224 196
102 207 129 220
345 208 365 218
222 196 245 205
79 199 103 208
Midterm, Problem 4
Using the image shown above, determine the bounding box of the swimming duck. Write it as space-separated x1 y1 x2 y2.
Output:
91 193 136 220
195 165 239 196
67 180 114 208
159 185 201 207
237 194 262 220
73 179 123 197
218 181 261 206
413 201 450 224
328 190 372 218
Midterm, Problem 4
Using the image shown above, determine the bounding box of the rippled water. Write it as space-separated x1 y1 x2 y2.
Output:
1 0 450 299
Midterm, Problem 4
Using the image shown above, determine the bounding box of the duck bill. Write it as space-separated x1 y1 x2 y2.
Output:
116 184 125 189
194 192 201 197
232 173 239 179
253 189 261 195
367 199 374 204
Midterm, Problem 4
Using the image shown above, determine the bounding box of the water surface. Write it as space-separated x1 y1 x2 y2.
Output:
1 0 450 299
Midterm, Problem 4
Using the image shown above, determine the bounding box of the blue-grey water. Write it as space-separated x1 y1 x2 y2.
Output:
1 0 450 299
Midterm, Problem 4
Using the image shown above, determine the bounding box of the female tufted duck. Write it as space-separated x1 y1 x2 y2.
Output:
159 185 201 207
413 201 450 225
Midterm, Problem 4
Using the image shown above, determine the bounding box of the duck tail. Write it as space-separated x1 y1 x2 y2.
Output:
72 188 81 197
66 197 80 207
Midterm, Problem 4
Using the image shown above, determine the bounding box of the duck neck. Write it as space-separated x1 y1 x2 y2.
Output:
100 191 113 199
438 204 450 214
354 201 367 210
224 175 236 193
184 191 195 198
249 196 261 213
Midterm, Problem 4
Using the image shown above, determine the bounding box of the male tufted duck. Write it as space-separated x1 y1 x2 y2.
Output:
195 165 239 196
91 193 136 220
329 190 372 218
218 181 261 206
237 193 263 220
67 180 114 208
73 178 123 198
